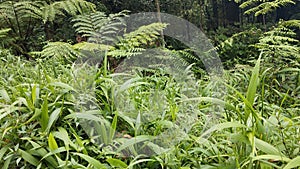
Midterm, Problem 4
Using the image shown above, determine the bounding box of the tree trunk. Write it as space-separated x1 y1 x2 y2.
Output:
155 0 165 47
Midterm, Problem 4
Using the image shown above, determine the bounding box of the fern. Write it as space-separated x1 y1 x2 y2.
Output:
240 0 296 16
73 11 167 58
117 23 168 50
36 12 168 64
72 10 128 44
0 28 10 39
0 0 95 24
108 47 145 58
255 20 300 62
54 0 96 15
0 28 12 48
38 42 81 63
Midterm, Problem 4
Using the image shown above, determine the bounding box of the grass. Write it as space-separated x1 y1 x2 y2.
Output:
0 49 299 169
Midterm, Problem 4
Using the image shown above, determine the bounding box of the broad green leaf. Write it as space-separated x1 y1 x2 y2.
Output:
106 158 128 168
127 159 155 168
0 146 8 161
117 135 154 153
64 111 104 122
41 147 67 161
118 77 148 92
284 156 300 169
0 89 10 102
71 129 88 155
41 96 49 132
46 108 61 132
18 149 39 166
252 155 291 163
28 140 58 167
50 82 75 92
48 132 59 151
199 122 247 139
25 108 41 124
73 152 106 169
181 97 238 113
31 84 39 106
255 137 283 156
54 127 77 150
2 155 12 169
110 112 118 141
279 68 300 73
245 54 261 119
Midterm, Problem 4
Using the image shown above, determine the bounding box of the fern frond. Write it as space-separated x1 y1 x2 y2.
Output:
256 20 300 59
72 12 107 38
73 42 114 51
240 0 296 16
117 23 168 50
40 42 81 62
72 10 127 44
54 0 95 15
0 28 10 39
0 1 15 20
0 0 96 24
108 48 145 58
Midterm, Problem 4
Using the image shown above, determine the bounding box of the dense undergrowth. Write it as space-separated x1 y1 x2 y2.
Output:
0 0 300 168
0 42 299 168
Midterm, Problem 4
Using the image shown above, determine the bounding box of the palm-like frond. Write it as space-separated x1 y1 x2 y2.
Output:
240 0 296 16
72 10 128 44
0 0 95 25
54 0 96 15
0 28 10 39
256 20 300 61
39 42 81 62
117 23 168 50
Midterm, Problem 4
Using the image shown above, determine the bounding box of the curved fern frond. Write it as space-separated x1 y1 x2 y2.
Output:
0 0 95 25
0 28 10 39
117 22 168 50
40 42 81 62
73 42 114 51
72 10 128 44
108 48 145 58
256 20 300 60
0 1 15 20
72 12 107 38
240 0 296 16
54 0 95 15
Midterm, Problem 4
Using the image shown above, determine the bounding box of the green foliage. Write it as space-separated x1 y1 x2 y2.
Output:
0 0 95 24
0 0 95 57
36 41 81 63
72 10 128 44
240 0 296 16
0 0 300 169
212 25 263 68
256 20 300 62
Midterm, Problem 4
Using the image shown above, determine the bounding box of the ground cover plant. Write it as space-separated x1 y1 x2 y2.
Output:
0 0 299 168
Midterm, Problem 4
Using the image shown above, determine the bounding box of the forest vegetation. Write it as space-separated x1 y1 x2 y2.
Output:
0 0 299 168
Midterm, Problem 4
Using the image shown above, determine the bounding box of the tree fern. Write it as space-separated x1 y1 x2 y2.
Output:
72 10 128 44
73 11 167 58
0 0 96 57
0 0 95 24
239 0 296 16
54 0 96 15
36 11 168 65
18 0 95 23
